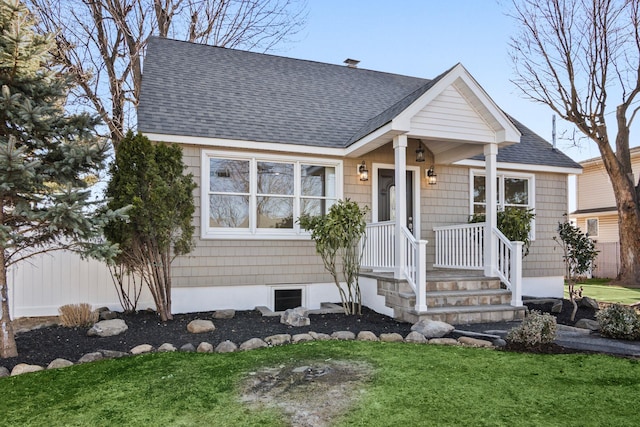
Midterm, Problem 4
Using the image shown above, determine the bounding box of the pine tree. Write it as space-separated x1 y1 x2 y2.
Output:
0 0 121 358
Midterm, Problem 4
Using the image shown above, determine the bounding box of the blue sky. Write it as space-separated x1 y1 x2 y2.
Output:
281 0 604 164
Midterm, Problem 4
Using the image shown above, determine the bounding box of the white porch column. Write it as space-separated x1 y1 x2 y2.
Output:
484 143 498 277
393 134 407 279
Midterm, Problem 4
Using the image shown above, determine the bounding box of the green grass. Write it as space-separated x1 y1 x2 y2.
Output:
564 278 640 305
1 342 639 426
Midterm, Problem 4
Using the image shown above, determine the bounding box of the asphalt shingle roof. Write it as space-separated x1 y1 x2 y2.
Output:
139 37 581 170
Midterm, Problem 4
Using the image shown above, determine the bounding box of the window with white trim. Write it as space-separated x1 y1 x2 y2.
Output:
203 151 341 238
471 170 536 235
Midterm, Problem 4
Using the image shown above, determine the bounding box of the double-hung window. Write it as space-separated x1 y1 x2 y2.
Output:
471 170 535 236
203 151 341 239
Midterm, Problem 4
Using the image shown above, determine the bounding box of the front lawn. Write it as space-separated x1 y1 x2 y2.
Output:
1 341 639 426
565 279 640 305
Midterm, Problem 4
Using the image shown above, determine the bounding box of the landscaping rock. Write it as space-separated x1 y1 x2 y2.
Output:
130 344 154 355
331 331 356 340
411 319 454 338
87 319 128 337
99 310 118 321
265 334 291 346
405 331 428 343
579 297 600 310
0 366 9 377
78 352 104 363
158 343 177 352
356 331 379 342
197 342 214 353
380 333 404 343
429 338 459 346
98 349 129 359
458 337 494 348
292 333 314 343
240 338 268 351
11 363 44 376
215 340 238 353
47 358 74 369
187 319 215 334
575 318 600 331
180 343 196 352
213 309 235 319
280 307 310 327
308 331 331 341
493 338 507 348
551 300 564 313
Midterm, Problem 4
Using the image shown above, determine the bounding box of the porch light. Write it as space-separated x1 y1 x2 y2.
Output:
426 166 437 185
415 143 426 162
358 161 369 181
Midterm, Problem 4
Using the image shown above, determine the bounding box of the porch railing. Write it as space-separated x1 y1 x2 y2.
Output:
433 223 484 269
361 221 428 312
433 222 523 307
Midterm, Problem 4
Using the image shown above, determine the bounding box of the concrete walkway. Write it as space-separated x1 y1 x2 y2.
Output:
455 321 640 357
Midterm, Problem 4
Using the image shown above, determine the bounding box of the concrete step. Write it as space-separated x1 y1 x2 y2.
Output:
426 289 512 308
396 304 526 325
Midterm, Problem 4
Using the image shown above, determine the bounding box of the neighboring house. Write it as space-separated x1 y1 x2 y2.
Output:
572 146 640 278
137 37 581 323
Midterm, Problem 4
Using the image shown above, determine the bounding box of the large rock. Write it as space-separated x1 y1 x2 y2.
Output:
240 338 268 351
180 343 196 352
47 358 74 369
292 333 314 343
357 331 379 342
411 319 454 338
87 319 128 337
579 297 600 310
11 363 44 376
575 318 600 331
331 331 356 340
213 309 235 319
551 300 564 313
130 344 154 355
380 333 404 343
429 338 459 346
99 310 118 321
308 331 331 341
187 319 215 334
405 331 428 343
78 352 104 364
280 307 310 327
158 343 177 352
265 334 291 346
0 366 9 377
215 340 238 353
197 342 214 353
458 336 494 348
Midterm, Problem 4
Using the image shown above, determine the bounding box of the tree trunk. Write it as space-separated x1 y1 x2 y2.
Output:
0 252 18 358
615 203 640 286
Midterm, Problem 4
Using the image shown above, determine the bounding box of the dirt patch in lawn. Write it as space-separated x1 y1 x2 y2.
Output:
239 359 373 427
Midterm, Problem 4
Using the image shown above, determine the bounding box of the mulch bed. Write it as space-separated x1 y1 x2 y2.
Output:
2 299 599 371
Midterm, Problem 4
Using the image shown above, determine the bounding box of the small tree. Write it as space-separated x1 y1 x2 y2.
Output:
104 132 196 321
298 199 368 315
0 0 121 358
470 207 536 256
554 219 599 322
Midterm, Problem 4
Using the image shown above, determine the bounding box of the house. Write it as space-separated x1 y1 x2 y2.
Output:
137 37 581 324
572 147 640 278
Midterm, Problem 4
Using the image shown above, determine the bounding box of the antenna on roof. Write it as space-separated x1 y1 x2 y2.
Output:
344 58 360 68
552 114 557 151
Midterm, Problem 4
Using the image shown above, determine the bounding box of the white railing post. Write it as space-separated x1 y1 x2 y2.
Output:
415 239 428 312
393 134 407 279
510 241 523 307
484 143 498 277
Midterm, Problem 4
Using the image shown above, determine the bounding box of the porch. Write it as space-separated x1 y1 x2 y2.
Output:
360 221 526 324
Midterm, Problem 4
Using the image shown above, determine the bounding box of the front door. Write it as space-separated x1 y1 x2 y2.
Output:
377 168 415 234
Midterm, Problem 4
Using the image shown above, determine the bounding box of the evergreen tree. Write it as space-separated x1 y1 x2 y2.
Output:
0 0 120 358
104 132 195 321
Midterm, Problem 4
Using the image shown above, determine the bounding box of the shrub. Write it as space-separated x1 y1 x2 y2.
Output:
58 303 99 327
596 304 640 340
507 310 557 347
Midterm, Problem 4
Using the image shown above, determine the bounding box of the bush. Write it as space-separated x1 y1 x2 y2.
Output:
507 310 557 347
58 303 98 327
596 304 640 340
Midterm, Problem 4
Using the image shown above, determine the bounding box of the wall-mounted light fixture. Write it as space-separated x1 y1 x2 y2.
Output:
415 142 426 162
426 165 437 185
358 161 369 181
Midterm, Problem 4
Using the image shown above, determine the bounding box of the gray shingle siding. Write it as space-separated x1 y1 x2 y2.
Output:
139 37 580 170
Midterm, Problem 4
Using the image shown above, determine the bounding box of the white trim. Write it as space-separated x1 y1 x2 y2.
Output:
201 149 343 240
269 284 307 312
586 218 599 238
470 168 536 239
144 132 345 157
572 210 617 217
456 159 582 175
372 163 421 239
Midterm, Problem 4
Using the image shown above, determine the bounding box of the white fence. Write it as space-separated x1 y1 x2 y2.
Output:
592 242 620 279
7 251 154 318
433 222 484 269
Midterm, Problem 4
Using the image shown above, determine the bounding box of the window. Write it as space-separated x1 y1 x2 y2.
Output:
586 218 599 237
203 151 341 238
471 170 535 235
274 288 302 312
